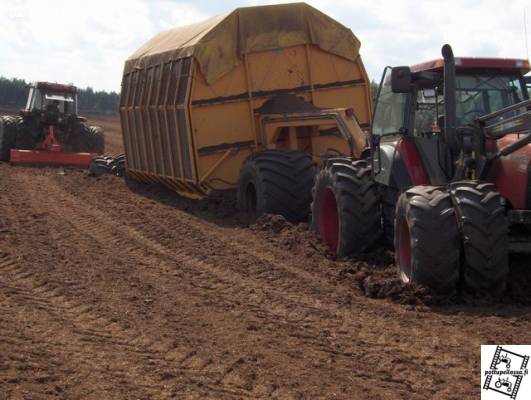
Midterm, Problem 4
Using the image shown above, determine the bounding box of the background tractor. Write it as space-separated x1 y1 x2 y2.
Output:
0 81 104 166
312 45 531 295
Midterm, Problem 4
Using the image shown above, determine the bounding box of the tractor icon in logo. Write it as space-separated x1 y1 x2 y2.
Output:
495 377 513 393
496 353 512 370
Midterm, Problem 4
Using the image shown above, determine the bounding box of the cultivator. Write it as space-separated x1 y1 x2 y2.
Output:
10 125 97 167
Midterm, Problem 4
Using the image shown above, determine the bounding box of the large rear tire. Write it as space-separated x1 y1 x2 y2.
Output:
237 150 315 222
394 186 460 294
311 158 382 256
0 116 17 161
87 126 105 154
450 181 508 295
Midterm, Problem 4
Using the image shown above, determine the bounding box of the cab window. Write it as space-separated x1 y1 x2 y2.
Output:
372 67 408 136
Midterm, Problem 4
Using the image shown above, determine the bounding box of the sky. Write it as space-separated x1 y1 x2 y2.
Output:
1 0 529 93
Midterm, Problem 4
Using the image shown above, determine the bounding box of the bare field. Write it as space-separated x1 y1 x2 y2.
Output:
0 114 530 399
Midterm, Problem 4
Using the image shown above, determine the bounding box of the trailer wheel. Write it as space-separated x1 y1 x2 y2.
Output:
394 186 460 294
237 150 315 222
450 181 508 295
311 158 381 256
88 126 105 154
0 116 17 161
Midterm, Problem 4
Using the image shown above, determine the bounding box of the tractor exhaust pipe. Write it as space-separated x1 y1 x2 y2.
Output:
442 44 459 153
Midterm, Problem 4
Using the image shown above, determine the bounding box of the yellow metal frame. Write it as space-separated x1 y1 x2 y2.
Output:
120 44 372 199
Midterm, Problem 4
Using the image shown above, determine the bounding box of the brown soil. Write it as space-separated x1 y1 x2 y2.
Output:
1 115 530 399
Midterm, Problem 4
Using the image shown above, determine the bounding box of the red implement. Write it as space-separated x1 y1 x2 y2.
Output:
10 149 96 167
9 125 96 167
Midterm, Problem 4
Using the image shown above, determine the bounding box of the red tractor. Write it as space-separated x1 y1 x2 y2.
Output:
312 45 530 294
0 82 104 166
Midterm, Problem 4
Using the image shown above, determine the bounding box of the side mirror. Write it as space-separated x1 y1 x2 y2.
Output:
391 66 412 93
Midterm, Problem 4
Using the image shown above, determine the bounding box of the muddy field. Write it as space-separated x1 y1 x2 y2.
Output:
1 114 530 399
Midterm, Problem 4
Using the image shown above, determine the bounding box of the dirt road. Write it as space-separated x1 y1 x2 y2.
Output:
1 116 530 399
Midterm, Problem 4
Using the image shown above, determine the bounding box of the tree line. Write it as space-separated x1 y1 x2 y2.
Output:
0 76 119 115
0 75 380 114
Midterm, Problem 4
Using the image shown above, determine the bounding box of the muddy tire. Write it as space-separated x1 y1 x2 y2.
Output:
88 155 113 176
88 126 105 154
237 150 315 222
112 153 126 177
0 116 17 161
450 181 508 295
394 186 460 294
311 158 381 256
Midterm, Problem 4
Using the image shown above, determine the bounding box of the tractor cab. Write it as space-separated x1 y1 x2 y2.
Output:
25 82 79 117
371 55 530 188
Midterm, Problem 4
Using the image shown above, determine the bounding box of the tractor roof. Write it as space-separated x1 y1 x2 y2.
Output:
411 57 530 75
124 2 361 84
33 82 78 93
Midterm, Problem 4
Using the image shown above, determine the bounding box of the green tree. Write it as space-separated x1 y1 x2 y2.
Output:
0 76 119 115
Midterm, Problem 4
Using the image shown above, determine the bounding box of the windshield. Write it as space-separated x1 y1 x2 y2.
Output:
414 73 527 136
372 67 408 136
30 89 78 114
455 74 526 125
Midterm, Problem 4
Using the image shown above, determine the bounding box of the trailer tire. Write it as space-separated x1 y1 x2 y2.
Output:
394 186 460 294
0 116 17 161
450 181 508 295
237 150 315 222
311 158 381 256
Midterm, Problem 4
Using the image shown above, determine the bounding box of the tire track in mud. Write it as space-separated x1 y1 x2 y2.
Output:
0 170 414 398
0 166 500 399
0 252 170 399
38 172 478 398
11 172 369 397
0 173 262 399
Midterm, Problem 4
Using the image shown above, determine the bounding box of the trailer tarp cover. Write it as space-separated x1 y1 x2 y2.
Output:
124 2 360 83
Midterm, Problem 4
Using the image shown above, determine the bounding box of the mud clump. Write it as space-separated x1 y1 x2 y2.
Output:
251 215 329 258
337 256 443 306
253 214 290 234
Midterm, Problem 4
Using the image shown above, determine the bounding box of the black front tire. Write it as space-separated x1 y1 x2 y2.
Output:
237 150 315 222
311 158 382 256
450 181 508 295
394 186 460 294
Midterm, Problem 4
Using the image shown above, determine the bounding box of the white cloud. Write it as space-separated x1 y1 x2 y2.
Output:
0 0 529 91
0 0 206 92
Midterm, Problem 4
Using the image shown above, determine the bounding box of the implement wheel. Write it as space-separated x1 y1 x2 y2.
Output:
450 181 508 295
311 158 381 256
394 186 460 294
237 150 315 222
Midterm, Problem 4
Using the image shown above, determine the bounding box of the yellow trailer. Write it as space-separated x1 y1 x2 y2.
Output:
120 2 372 220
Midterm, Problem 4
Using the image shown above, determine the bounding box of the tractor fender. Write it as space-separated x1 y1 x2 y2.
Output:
488 134 531 209
374 137 428 190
